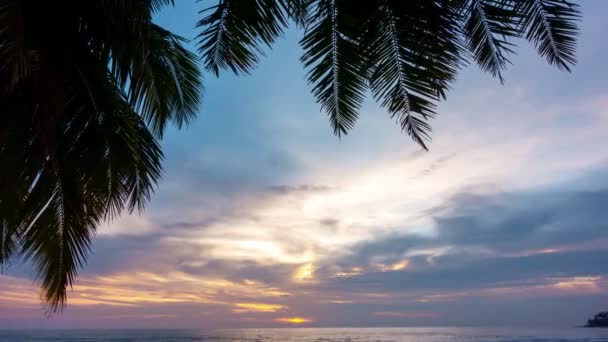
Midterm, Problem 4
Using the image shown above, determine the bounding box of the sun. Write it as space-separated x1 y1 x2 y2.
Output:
275 317 313 324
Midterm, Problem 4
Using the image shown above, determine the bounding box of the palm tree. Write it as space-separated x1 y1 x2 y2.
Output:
0 0 201 311
1 0 579 310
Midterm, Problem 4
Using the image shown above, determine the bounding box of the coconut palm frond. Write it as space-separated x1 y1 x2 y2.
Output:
464 0 520 83
197 0 290 76
365 0 466 149
517 0 580 71
300 0 369 136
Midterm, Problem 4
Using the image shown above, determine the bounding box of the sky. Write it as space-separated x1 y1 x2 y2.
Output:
2 1 608 330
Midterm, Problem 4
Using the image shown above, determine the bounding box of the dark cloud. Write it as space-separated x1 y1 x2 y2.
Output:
176 259 295 287
319 218 340 227
347 186 608 262
321 186 608 293
326 250 608 293
84 233 176 276
432 189 608 252
411 153 458 179
335 234 428 266
265 184 333 194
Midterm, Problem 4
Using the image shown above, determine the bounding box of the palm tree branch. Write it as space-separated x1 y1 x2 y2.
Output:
197 0 289 76
366 0 466 149
517 0 580 71
464 0 520 83
300 0 367 136
128 24 202 137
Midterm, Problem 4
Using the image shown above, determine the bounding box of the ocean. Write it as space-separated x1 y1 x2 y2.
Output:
1 327 608 342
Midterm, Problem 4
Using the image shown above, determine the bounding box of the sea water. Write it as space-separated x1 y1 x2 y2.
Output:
1 327 608 341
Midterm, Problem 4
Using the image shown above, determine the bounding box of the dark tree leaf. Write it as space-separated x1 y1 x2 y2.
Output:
517 0 580 71
300 0 369 136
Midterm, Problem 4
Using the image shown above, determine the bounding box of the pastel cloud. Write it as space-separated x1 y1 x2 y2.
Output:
232 303 286 313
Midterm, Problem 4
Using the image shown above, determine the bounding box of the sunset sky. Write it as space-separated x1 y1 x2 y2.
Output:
2 1 608 330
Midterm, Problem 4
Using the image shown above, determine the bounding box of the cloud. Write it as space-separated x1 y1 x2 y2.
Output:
98 214 159 236
10 140 606 327
232 303 286 313
265 184 334 194
0 271 292 311
0 275 41 306
292 263 316 283
312 181 608 299
429 189 608 253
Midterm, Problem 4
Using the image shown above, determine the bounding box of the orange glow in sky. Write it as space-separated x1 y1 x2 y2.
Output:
275 317 313 324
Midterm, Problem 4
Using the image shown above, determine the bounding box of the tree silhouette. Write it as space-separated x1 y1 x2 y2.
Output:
0 0 201 311
586 312 608 327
